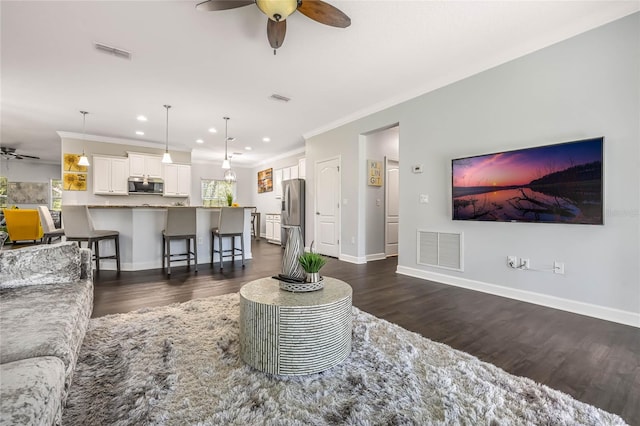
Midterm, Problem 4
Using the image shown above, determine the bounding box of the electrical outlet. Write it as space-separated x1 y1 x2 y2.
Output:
507 256 518 268
197 237 203 245
419 194 429 204
521 258 530 270
351 236 355 244
554 261 565 275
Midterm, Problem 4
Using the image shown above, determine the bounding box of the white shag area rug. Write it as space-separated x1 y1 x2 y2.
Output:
63 293 626 425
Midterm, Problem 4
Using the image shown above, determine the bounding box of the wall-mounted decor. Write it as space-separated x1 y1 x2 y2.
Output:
7 182 48 204
64 153 88 172
368 160 383 186
452 137 603 224
63 173 87 191
258 168 273 193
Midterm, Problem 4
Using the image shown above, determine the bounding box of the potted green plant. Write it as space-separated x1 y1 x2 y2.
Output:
226 191 233 207
298 252 327 283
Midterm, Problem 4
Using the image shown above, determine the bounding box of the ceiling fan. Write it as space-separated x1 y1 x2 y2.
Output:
196 0 351 52
0 147 41 160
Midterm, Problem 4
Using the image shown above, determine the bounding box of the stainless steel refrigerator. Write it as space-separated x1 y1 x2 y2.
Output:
281 178 305 247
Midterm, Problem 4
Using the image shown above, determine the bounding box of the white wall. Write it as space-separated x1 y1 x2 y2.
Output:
306 13 639 324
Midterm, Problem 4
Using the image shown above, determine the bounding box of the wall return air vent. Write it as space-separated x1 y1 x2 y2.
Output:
417 230 463 271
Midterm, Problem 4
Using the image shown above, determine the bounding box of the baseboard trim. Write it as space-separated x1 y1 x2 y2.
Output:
396 266 640 328
366 253 387 262
339 254 367 264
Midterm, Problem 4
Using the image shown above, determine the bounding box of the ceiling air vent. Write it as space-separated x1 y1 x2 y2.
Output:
94 42 132 60
269 93 291 103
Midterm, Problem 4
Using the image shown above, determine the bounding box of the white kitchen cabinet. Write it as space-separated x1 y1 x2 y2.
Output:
93 156 129 195
163 163 191 197
128 153 162 178
265 214 281 244
298 158 306 179
274 169 283 199
290 165 299 179
282 167 291 181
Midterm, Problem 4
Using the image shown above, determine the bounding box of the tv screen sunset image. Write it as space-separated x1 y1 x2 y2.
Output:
452 138 603 224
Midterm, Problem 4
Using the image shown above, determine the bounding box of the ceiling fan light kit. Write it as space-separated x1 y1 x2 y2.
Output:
78 111 91 167
196 0 350 52
256 0 298 22
162 105 173 164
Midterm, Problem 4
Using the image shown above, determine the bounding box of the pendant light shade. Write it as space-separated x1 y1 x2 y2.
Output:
78 111 91 167
162 105 173 164
224 169 237 183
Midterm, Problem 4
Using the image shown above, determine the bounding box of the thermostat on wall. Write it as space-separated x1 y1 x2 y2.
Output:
412 164 423 173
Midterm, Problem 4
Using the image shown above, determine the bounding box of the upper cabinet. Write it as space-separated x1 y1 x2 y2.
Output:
298 158 306 179
93 156 129 195
274 168 283 199
163 163 191 197
128 153 162 178
274 160 304 198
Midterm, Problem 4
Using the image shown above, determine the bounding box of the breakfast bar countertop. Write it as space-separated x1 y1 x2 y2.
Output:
79 206 254 271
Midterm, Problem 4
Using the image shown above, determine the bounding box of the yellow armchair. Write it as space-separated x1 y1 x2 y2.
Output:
3 209 44 243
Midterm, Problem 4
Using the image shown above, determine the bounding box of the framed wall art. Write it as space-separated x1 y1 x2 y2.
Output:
258 168 273 193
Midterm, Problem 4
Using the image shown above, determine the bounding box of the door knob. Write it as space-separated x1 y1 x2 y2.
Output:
316 212 320 215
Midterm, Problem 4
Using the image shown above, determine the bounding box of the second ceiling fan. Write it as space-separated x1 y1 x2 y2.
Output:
196 0 351 52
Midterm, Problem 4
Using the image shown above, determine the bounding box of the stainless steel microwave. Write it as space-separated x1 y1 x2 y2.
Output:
128 177 164 194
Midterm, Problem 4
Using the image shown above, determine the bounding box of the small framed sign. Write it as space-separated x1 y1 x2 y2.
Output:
368 160 383 186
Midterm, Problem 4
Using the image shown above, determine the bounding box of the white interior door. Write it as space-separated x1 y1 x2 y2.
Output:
385 158 399 257
315 157 340 257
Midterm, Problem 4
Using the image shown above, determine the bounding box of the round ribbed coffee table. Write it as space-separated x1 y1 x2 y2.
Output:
239 276 352 375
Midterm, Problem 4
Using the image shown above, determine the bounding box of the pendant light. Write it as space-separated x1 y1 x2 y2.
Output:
77 111 91 167
161 104 173 164
222 116 236 183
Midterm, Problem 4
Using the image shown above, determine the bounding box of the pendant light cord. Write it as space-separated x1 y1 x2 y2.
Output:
164 105 171 152
224 116 229 161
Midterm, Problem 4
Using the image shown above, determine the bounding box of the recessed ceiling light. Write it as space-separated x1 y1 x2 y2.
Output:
262 137 270 142
136 115 147 122
245 146 252 151
196 139 204 144
208 128 217 133
135 131 144 136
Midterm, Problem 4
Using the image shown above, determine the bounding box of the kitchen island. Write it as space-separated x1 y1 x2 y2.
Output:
82 206 254 271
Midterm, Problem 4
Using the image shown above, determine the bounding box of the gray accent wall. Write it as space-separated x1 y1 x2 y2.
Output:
305 13 639 316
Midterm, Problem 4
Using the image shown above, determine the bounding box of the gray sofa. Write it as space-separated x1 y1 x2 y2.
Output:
0 242 93 425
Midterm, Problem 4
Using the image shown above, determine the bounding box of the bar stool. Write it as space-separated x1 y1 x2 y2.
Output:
37 206 64 244
250 207 259 239
61 205 120 273
162 207 198 276
211 207 245 270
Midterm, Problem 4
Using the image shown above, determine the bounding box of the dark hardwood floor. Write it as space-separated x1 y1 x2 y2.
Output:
92 240 640 425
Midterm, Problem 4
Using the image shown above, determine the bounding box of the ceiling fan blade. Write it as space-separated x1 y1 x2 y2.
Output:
196 0 253 12
297 0 350 28
267 19 286 49
18 154 40 159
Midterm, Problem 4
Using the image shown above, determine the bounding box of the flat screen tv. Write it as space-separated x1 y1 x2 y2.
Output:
452 137 603 224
